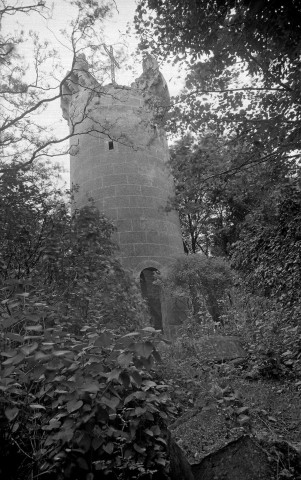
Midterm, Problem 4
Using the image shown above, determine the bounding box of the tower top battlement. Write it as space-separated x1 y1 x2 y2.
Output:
61 54 170 127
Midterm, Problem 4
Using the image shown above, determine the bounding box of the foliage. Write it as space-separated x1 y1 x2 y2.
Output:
0 292 170 479
219 283 301 379
231 178 301 313
161 254 233 325
168 133 287 256
0 164 147 331
135 0 301 162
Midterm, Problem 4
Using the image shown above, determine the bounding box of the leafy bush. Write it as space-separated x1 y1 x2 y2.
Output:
0 291 171 479
161 254 233 326
0 167 147 333
231 180 301 316
219 284 301 378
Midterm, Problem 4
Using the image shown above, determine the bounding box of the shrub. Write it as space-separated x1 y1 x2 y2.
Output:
0 288 171 479
161 254 233 326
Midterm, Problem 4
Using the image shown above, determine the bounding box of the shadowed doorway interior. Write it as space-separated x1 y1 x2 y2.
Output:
140 268 163 330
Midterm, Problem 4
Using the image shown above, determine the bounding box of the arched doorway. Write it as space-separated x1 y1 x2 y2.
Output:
140 268 163 330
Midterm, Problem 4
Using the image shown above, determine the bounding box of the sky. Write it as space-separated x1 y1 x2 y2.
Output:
3 0 184 185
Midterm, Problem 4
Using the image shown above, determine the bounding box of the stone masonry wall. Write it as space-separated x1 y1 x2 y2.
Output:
62 57 184 277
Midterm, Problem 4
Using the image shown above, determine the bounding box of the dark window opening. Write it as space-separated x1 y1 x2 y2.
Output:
140 268 163 331
108 140 114 150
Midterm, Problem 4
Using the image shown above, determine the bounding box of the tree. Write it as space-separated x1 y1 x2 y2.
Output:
135 0 301 177
168 131 291 256
0 161 64 282
0 0 117 173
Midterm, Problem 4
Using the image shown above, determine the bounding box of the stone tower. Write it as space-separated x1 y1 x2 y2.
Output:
61 54 185 334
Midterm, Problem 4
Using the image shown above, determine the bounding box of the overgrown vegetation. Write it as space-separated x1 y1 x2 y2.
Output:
2 0 301 477
0 162 174 479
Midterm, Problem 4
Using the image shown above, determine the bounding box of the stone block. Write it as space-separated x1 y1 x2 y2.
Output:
134 243 161 257
98 185 116 198
96 163 115 175
141 185 166 198
104 196 130 209
120 231 146 244
116 184 141 195
191 435 273 480
117 207 144 220
129 196 158 208
113 163 137 174
131 219 146 231
116 219 132 232
126 173 153 186
143 207 166 219
103 174 128 186
119 243 136 257
196 336 247 362
146 231 169 244
104 207 118 220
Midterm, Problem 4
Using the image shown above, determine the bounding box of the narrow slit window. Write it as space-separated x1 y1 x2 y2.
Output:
108 140 114 150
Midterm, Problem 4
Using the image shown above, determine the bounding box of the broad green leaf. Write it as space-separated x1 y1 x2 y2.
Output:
21 342 39 356
134 407 146 416
141 327 156 333
103 442 114 454
52 350 73 357
4 333 23 342
156 437 167 446
124 391 146 405
80 382 99 393
1 317 19 329
66 400 83 413
142 380 157 389
12 422 19 433
130 370 142 386
101 396 119 410
29 404 46 410
151 425 161 435
94 332 112 348
2 353 24 365
0 350 17 358
92 437 104 450
25 325 43 331
124 449 132 459
133 443 146 454
34 352 51 362
107 368 122 382
5 407 19 421
121 332 140 337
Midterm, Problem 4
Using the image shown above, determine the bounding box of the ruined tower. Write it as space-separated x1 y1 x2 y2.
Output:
61 54 184 334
